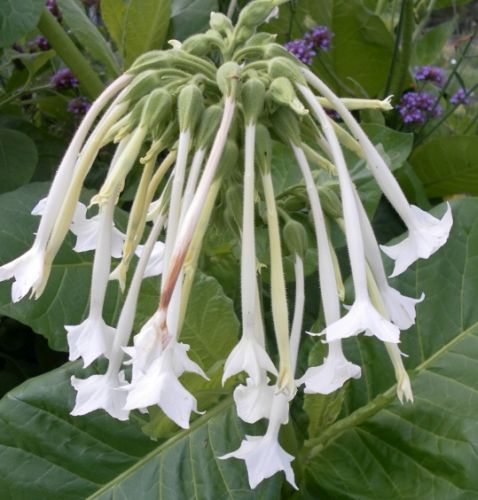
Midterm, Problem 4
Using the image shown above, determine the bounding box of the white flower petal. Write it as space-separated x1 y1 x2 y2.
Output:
233 378 275 424
123 353 200 429
381 287 425 330
70 372 129 421
0 244 47 302
70 204 125 258
298 356 361 395
220 434 297 490
325 300 400 343
135 241 165 278
170 342 208 379
66 316 115 367
381 204 452 277
222 336 277 385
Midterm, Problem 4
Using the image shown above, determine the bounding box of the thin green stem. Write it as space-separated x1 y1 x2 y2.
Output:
390 0 414 100
37 8 104 99
463 110 478 134
413 0 437 43
383 0 406 98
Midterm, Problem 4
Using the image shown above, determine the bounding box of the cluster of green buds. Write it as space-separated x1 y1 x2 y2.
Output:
0 0 452 490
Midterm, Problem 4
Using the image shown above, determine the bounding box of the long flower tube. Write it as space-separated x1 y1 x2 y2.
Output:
299 84 400 344
71 209 166 420
290 142 361 392
157 90 237 346
303 68 452 277
351 187 424 330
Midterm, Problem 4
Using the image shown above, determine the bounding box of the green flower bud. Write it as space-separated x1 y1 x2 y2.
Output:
267 77 307 115
264 43 293 59
268 57 307 86
318 184 342 219
181 30 224 56
255 123 272 173
195 105 223 150
217 140 239 177
270 107 302 147
209 12 233 34
140 88 173 131
178 84 204 133
216 61 241 96
245 32 277 46
236 0 284 29
127 50 169 73
283 219 308 258
223 182 243 233
119 70 162 104
242 78 266 124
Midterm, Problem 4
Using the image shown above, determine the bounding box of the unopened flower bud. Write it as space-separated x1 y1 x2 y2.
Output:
318 184 342 219
120 70 163 104
195 105 223 150
242 79 266 124
255 124 272 173
271 107 302 146
127 50 168 73
245 32 277 47
217 61 241 96
224 183 243 233
210 12 233 34
217 140 239 177
236 0 286 29
268 77 307 115
140 88 173 130
269 57 307 86
178 84 204 133
283 219 308 258
181 30 224 56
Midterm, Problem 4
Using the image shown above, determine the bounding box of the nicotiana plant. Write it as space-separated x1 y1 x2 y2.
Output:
0 0 454 491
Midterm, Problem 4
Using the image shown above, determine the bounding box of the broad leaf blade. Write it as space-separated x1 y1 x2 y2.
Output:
0 0 44 48
57 0 120 77
304 198 478 497
101 0 128 55
410 136 478 197
169 0 218 41
122 0 171 68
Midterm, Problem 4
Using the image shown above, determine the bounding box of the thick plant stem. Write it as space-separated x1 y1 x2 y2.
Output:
37 8 104 99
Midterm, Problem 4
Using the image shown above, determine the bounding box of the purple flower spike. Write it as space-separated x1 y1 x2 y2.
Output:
284 39 316 65
413 66 445 86
306 26 334 52
397 91 442 125
35 36 50 51
67 96 91 116
450 88 471 106
51 68 79 90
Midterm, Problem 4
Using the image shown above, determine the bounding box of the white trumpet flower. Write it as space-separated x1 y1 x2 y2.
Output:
221 392 297 490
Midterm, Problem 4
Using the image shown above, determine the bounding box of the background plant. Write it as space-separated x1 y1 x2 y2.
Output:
0 0 476 498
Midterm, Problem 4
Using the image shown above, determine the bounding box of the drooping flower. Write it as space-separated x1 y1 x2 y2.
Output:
221 392 297 490
298 340 361 394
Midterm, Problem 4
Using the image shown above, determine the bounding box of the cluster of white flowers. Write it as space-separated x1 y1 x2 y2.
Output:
0 0 452 490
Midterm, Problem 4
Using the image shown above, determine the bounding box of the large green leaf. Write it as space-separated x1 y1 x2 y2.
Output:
0 129 38 193
57 0 120 77
410 136 478 198
169 0 218 41
100 0 128 54
0 0 44 48
122 0 171 68
268 0 394 96
412 19 456 66
303 198 478 497
0 361 281 499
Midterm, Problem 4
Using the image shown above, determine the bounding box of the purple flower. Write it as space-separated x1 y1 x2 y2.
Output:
46 0 62 21
413 66 445 86
305 26 334 52
284 39 316 65
325 108 341 121
28 36 50 52
51 68 79 90
284 25 334 65
397 91 443 125
68 97 91 116
450 88 471 106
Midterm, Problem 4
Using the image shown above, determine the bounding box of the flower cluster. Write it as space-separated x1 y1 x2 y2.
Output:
67 96 91 116
450 87 472 105
396 90 442 124
284 25 333 65
412 65 445 86
0 0 452 491
51 68 79 90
